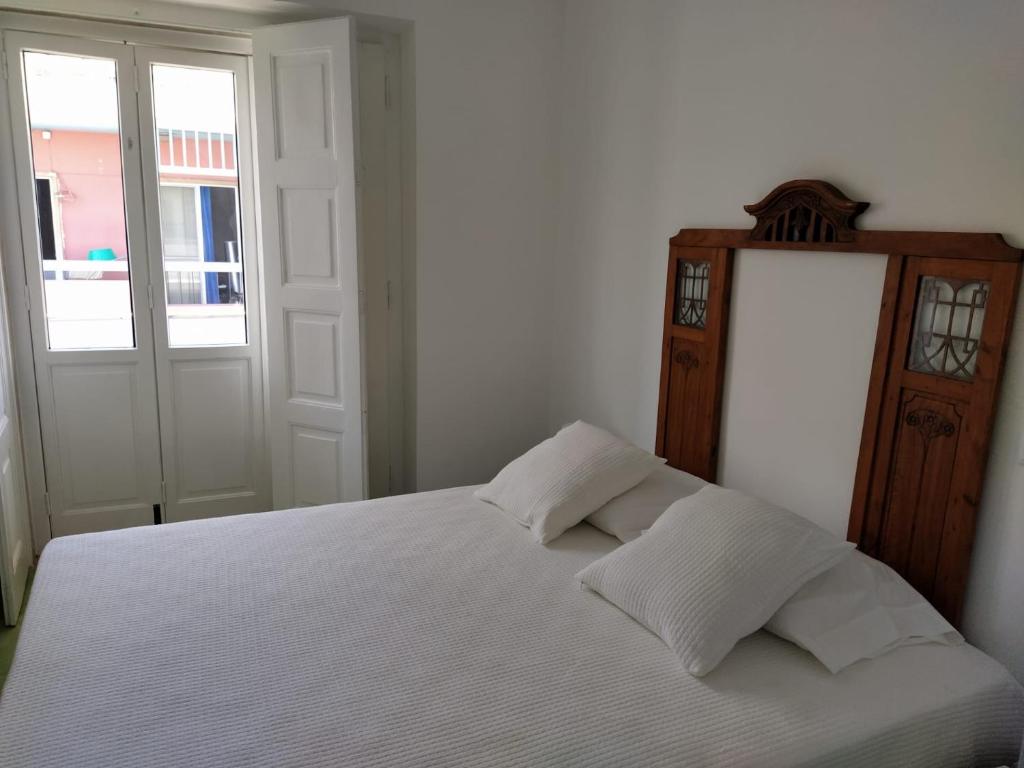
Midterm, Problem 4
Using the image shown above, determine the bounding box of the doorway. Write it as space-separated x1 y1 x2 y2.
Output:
6 32 268 535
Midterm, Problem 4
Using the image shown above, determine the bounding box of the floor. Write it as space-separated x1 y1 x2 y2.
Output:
0 569 33 691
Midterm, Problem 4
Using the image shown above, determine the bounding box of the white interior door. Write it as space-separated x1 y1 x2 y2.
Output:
5 32 163 536
253 18 367 508
135 46 269 521
0 238 32 625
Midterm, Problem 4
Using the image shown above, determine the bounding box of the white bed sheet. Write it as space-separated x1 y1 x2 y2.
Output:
1 486 1021 767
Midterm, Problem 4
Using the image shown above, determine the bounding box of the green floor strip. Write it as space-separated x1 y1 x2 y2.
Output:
0 569 34 692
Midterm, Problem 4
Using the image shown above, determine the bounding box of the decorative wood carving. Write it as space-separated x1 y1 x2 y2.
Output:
659 180 1022 627
904 408 957 444
744 179 868 244
673 348 700 370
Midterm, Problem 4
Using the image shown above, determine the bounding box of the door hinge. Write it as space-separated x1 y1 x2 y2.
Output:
23 283 30 313
1 53 8 82
147 284 155 309
43 491 51 517
161 480 167 505
386 280 392 310
384 73 391 110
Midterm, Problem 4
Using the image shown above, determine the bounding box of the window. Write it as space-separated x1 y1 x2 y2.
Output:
158 184 200 260
23 51 136 350
908 276 989 381
151 64 247 347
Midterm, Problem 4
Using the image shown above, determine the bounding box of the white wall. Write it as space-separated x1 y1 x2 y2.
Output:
331 0 564 491
549 0 1024 679
720 250 886 539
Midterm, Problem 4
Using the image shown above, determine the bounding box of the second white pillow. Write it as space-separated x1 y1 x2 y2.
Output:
586 464 707 542
474 421 664 544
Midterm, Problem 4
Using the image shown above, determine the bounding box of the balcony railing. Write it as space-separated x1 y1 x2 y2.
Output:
43 258 242 282
159 128 236 178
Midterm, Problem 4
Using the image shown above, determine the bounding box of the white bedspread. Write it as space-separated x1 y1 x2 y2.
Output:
1 487 1021 767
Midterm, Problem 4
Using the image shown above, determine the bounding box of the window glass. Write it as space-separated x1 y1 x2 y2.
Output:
23 51 137 350
152 64 246 347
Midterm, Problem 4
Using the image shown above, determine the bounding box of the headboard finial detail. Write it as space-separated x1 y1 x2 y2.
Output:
744 179 869 244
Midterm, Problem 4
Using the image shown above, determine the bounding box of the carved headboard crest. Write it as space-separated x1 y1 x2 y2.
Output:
743 179 869 244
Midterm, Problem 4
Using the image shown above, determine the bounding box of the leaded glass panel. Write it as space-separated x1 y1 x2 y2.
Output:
908 276 989 381
674 260 710 329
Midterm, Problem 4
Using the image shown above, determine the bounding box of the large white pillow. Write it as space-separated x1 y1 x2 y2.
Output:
586 464 707 542
474 421 664 544
576 485 854 676
765 550 963 673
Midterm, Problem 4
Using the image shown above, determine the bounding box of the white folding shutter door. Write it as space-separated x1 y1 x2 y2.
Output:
253 18 366 508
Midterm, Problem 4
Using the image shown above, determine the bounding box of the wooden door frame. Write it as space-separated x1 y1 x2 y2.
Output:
357 30 407 496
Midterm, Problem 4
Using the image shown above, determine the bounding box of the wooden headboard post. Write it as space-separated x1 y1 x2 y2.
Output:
654 246 733 481
657 180 1022 625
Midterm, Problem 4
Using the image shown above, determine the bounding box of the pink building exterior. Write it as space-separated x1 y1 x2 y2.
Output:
30 127 236 267
31 128 128 264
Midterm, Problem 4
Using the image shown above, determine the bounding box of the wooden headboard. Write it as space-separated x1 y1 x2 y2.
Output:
656 180 1021 626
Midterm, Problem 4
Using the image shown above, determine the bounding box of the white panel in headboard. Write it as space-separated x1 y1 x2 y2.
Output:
719 249 886 537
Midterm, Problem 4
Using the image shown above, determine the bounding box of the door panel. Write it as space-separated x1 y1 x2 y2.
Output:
292 426 343 507
51 365 150 505
254 18 366 508
135 46 269 522
6 32 163 536
270 51 335 158
287 311 343 404
171 358 255 499
279 188 340 285
48 367 159 534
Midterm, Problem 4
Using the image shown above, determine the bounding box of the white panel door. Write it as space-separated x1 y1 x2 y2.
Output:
134 46 269 521
253 18 367 508
0 239 32 625
5 32 163 536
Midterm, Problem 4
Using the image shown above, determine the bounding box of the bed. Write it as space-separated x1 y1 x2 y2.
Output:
3 179 1023 766
1 487 1022 767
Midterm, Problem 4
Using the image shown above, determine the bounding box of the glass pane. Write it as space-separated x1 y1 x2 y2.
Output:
674 260 710 328
908 276 989 381
23 51 136 350
151 65 246 347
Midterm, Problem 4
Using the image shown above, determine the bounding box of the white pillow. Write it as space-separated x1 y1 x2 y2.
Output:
765 551 963 673
576 485 854 676
586 464 707 542
474 421 664 544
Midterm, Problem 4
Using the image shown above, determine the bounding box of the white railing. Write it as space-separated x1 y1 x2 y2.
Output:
159 128 236 178
44 259 243 303
44 259 242 276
